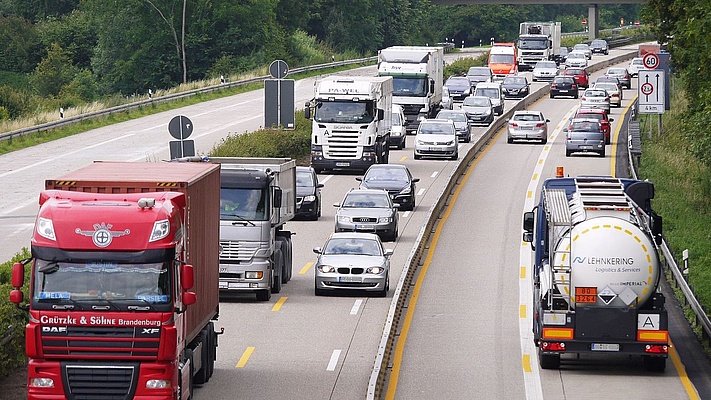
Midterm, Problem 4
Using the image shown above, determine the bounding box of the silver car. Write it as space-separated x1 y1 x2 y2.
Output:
580 88 611 111
334 188 399 241
572 43 592 59
565 118 606 157
436 109 471 143
507 110 550 144
461 96 494 125
594 82 622 107
532 61 559 82
565 51 588 68
605 67 632 89
313 232 392 297
414 118 458 160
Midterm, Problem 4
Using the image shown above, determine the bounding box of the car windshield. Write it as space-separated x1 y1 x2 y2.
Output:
608 69 625 75
569 53 585 59
446 78 470 86
504 77 526 85
596 83 617 92
342 193 391 208
574 44 589 50
585 90 607 97
463 97 490 107
577 113 603 121
535 62 556 69
513 113 542 122
437 111 467 122
592 40 606 47
476 88 500 98
323 238 382 256
365 168 408 182
570 121 601 131
418 123 454 134
296 171 314 187
566 69 583 75
554 78 573 84
631 59 643 65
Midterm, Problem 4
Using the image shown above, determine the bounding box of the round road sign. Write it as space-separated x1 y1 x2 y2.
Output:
640 82 654 96
269 60 289 79
168 115 193 139
643 52 659 70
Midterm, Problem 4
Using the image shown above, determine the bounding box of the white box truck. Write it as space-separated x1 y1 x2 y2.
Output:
517 22 562 70
377 46 444 133
305 76 393 173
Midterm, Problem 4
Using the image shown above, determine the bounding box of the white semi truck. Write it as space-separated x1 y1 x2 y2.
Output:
517 21 562 70
523 175 668 371
305 76 392 173
210 157 296 301
377 46 444 133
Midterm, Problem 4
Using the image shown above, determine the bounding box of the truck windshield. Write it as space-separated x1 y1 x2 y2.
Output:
33 260 171 304
518 39 548 50
392 77 427 97
313 101 374 124
220 187 268 221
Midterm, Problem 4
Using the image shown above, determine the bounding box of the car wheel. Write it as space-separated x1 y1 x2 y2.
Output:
507 137 514 144
549 94 555 99
605 136 610 145
541 138 547 145
565 149 571 157
450 152 458 161
574 93 579 99
399 137 406 150
376 273 389 297
414 153 421 160
315 286 327 297
599 149 606 158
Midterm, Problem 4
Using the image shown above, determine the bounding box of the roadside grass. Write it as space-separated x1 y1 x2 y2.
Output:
638 83 711 336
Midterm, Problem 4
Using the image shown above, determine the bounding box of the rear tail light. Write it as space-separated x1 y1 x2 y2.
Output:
509 122 518 127
535 123 545 128
551 84 557 89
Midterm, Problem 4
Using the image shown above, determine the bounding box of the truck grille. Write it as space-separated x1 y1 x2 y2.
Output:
220 240 260 261
324 130 361 159
401 104 424 115
63 363 137 400
42 326 160 358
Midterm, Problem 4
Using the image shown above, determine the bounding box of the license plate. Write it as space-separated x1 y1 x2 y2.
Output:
521 126 534 130
580 145 592 149
339 276 362 283
559 90 568 93
428 147 439 151
592 343 620 352
355 224 375 231
336 162 350 167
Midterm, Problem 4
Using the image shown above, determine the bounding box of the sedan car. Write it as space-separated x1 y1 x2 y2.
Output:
295 166 324 220
580 88 611 112
532 61 559 82
565 118 606 157
501 75 530 98
628 57 644 77
507 110 550 144
565 51 588 68
562 67 589 88
444 76 473 101
436 109 471 143
413 118 458 160
356 164 419 211
549 76 579 99
466 66 493 89
572 43 592 59
334 188 399 241
574 108 614 144
589 39 609 55
605 67 632 89
558 47 570 63
461 96 494 125
594 82 622 107
313 232 392 297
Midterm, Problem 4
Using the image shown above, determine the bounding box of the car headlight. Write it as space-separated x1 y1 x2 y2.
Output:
378 216 392 223
366 266 386 274
337 215 350 223
417 115 426 121
416 140 425 146
483 109 491 115
317 265 336 273
463 88 470 95
304 195 316 202
445 141 454 146
399 186 412 195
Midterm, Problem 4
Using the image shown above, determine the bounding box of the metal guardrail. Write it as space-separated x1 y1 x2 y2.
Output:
365 50 639 399
627 104 711 349
0 56 378 143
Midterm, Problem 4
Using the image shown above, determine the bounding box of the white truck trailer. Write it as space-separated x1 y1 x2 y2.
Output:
210 157 296 301
517 22 562 70
377 46 444 133
523 175 668 371
305 76 392 173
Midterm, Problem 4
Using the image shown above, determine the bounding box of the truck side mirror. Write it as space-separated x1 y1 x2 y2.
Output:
273 187 283 208
182 292 196 306
181 264 194 290
429 79 435 94
11 262 24 288
304 103 311 119
522 211 535 234
651 212 663 246
377 109 384 121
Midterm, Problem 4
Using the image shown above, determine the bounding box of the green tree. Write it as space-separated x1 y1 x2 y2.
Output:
0 15 42 73
30 42 77 98
36 10 97 70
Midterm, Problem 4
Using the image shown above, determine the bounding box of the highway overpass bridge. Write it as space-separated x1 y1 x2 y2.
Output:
431 0 646 40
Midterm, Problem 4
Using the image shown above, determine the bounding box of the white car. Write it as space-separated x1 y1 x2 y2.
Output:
628 57 644 77
572 43 592 59
565 51 588 68
532 61 559 82
414 118 458 160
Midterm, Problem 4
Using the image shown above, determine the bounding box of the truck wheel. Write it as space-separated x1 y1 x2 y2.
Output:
283 236 293 282
272 249 283 293
538 348 560 369
643 356 666 372
256 289 271 301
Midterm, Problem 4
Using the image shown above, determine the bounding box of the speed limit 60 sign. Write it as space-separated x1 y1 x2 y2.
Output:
643 52 659 70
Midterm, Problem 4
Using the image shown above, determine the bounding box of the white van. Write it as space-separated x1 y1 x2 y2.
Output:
388 104 407 149
473 82 505 115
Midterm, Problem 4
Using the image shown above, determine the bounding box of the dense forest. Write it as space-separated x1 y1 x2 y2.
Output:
0 0 640 121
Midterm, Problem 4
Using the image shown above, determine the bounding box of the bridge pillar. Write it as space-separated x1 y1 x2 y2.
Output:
588 4 599 40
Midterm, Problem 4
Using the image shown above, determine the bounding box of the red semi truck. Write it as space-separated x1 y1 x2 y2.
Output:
9 161 221 399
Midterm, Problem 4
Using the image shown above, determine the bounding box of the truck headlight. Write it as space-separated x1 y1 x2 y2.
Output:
29 378 54 388
149 219 170 242
37 218 56 241
245 271 263 279
146 379 170 389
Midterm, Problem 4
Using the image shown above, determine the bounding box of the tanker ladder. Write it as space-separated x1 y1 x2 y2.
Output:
543 188 573 312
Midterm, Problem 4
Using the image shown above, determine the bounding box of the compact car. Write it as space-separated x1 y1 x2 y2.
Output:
507 110 550 144
357 164 419 211
333 188 399 241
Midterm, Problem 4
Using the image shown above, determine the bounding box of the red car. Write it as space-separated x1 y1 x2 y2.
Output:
574 108 614 144
563 67 590 88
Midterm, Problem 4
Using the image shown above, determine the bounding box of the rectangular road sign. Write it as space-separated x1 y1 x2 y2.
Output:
638 70 665 114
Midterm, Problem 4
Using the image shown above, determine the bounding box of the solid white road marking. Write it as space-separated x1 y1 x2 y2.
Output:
350 299 363 315
327 349 342 371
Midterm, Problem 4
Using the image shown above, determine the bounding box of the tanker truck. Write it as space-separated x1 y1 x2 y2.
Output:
522 175 667 371
9 161 222 399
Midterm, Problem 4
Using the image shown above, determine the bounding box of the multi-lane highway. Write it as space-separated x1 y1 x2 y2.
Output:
1 45 708 399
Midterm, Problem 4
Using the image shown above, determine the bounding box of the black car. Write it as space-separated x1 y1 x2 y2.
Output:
295 166 323 220
590 39 609 55
558 47 570 63
501 76 530 98
356 164 419 211
549 76 579 99
443 76 472 101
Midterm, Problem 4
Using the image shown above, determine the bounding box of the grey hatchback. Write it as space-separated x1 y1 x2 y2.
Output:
565 118 606 157
334 188 399 241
